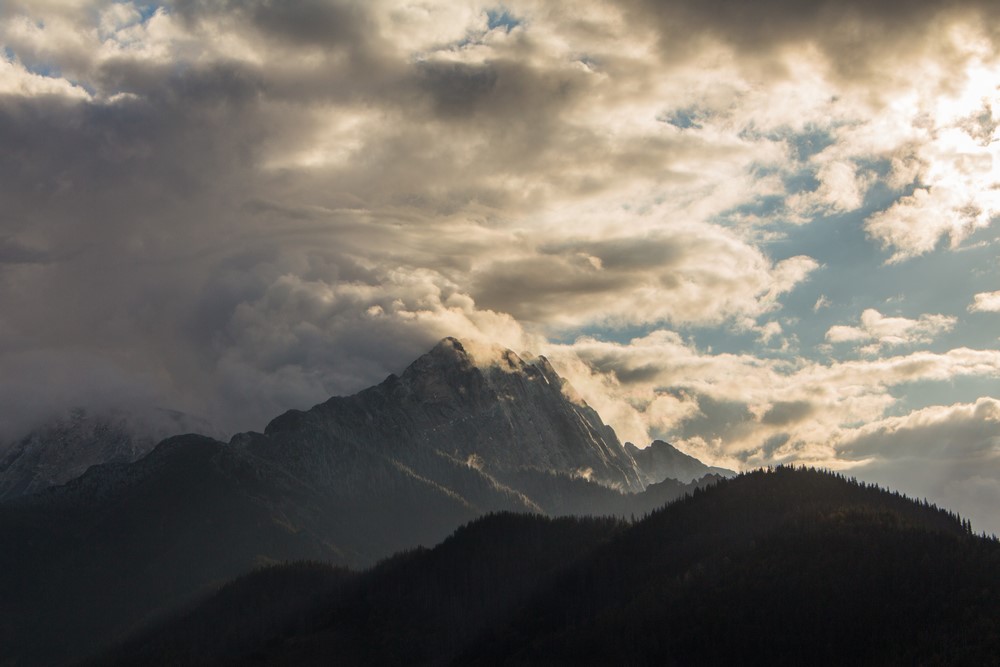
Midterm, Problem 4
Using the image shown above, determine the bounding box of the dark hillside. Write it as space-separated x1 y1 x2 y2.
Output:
100 467 1000 666
99 513 626 666
463 467 1000 666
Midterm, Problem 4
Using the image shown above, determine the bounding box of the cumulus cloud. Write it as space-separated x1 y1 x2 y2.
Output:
862 76 1000 262
545 332 1000 473
473 228 817 328
825 309 957 352
969 290 1000 312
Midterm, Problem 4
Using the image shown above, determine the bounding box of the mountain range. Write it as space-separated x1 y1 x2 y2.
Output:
0 338 730 666
3 338 997 665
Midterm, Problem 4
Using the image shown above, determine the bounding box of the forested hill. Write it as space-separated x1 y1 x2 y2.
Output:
99 467 1000 666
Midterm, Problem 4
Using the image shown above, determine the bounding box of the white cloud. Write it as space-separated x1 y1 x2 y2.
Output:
825 309 956 352
969 290 1000 312
863 65 1000 262
544 332 1000 471
0 54 90 99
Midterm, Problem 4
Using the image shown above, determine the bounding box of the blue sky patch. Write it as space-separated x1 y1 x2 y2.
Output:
487 7 520 33
657 106 710 129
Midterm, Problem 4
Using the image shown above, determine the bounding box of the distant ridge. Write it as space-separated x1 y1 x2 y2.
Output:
626 439 735 484
0 407 218 501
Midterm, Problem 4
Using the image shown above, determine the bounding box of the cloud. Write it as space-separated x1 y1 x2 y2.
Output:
624 0 1000 85
969 290 1000 313
0 54 91 99
213 263 534 428
837 398 1000 534
825 309 957 352
862 77 1000 262
472 228 818 328
545 332 1000 469
0 0 999 538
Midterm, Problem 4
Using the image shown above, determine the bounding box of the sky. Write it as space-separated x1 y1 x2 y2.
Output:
2 0 1000 533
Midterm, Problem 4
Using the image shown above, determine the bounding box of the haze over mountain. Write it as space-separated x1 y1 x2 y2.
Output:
0 407 218 501
0 338 721 666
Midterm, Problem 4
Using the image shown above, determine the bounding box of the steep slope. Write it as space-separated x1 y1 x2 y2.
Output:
626 439 735 484
96 467 1000 667
0 435 342 667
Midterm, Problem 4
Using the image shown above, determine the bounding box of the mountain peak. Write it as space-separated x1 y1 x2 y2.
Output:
262 337 645 493
419 337 529 372
430 336 470 359
401 337 552 390
627 439 735 485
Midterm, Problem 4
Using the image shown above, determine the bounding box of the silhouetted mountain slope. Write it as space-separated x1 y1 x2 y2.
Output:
0 428 497 665
0 338 703 666
93 562 357 667
99 513 626 667
0 435 341 666
98 468 1000 667
626 439 734 484
464 467 1000 666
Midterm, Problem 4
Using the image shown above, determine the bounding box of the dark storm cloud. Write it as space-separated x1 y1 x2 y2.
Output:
171 0 372 46
415 57 587 121
244 0 371 48
760 400 815 426
625 0 1000 75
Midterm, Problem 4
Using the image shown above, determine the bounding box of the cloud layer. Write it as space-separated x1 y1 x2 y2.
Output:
2 1 1000 532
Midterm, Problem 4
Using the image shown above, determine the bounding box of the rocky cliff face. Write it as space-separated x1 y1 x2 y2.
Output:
256 337 644 495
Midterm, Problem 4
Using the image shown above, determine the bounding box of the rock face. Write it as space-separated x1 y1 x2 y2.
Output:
626 439 735 485
255 337 644 495
0 407 217 501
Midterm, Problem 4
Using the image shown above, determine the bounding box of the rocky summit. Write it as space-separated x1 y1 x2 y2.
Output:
254 337 645 494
